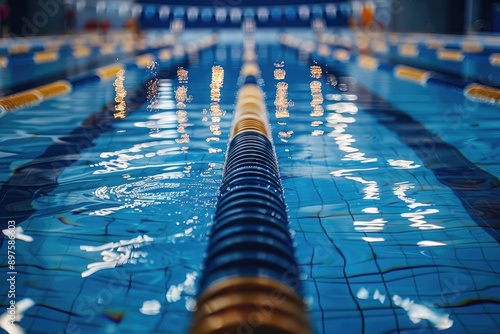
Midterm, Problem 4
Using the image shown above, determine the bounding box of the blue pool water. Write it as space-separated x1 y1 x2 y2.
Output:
1 29 499 333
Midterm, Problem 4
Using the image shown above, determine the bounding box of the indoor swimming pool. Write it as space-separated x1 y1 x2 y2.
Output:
1 27 499 334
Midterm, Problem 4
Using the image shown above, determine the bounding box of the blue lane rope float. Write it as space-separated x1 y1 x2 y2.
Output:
0 34 218 113
190 37 312 334
280 33 500 105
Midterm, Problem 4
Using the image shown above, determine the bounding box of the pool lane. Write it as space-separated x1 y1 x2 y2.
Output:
281 33 500 242
0 33 177 96
263 42 499 333
0 33 217 229
0 34 228 333
331 68 500 242
1 29 499 334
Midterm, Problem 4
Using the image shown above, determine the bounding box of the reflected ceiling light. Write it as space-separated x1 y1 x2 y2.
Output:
187 7 199 21
96 1 106 14
76 0 85 12
118 3 130 17
159 6 170 20
215 8 227 23
257 7 269 22
325 4 337 19
298 5 310 20
417 240 447 247
230 8 242 23
131 4 142 18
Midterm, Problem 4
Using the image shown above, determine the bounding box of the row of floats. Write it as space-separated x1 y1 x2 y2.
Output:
280 32 500 105
317 30 500 87
0 34 219 113
0 32 180 68
190 34 312 334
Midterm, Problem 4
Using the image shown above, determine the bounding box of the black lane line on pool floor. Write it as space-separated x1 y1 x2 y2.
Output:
0 64 186 243
317 62 500 244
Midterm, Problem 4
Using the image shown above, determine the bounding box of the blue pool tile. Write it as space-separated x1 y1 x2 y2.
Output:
322 310 363 334
315 281 361 312
364 308 400 333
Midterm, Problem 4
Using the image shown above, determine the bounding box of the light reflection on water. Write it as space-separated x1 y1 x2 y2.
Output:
275 82 290 119
154 79 175 111
113 69 127 119
9 39 497 333
203 65 225 154
388 159 421 169
90 172 185 216
356 287 453 330
87 63 223 223
91 139 180 174
166 272 197 303
80 235 154 277
174 66 193 149
324 90 442 243
310 65 322 79
326 102 377 163
274 61 291 119
309 80 324 118
1 226 33 243
393 181 431 209
330 168 380 200
393 182 443 231
0 298 34 334
146 60 160 112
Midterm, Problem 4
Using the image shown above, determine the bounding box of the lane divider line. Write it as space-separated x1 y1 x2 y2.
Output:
398 44 419 58
0 34 219 113
0 34 178 69
465 84 500 104
0 31 139 56
323 31 499 89
36 81 72 99
437 49 464 62
191 31 312 334
96 64 125 81
280 33 500 105
34 51 59 64
72 46 91 58
394 65 431 85
490 54 500 66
